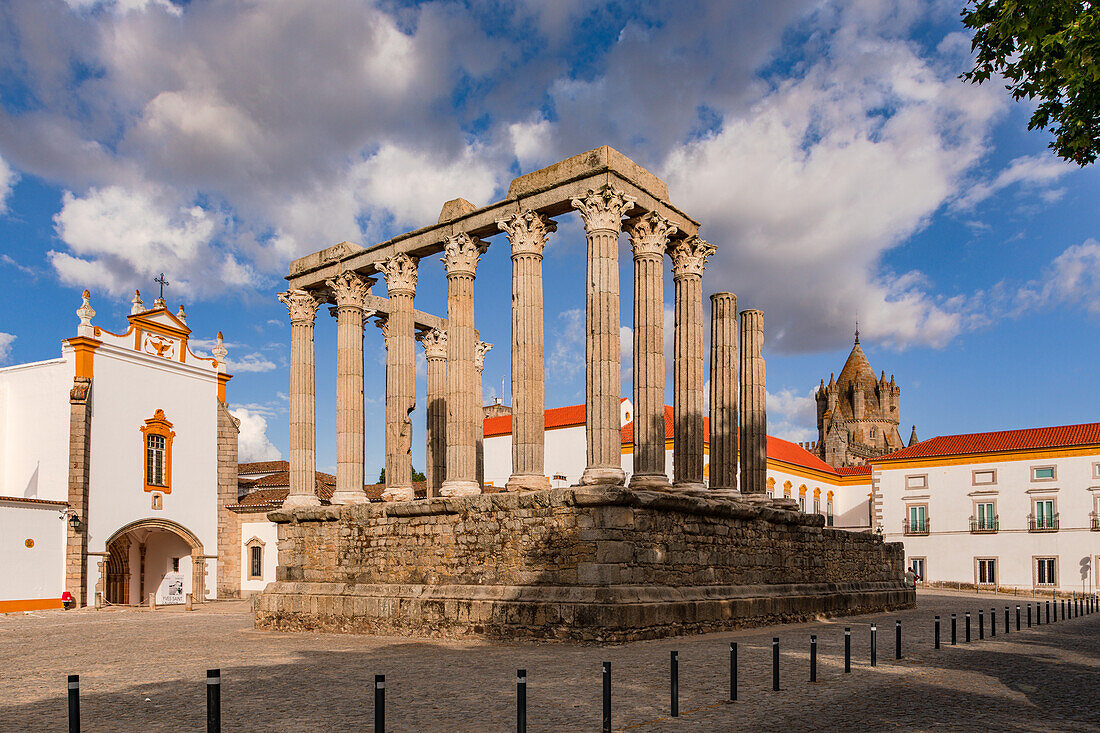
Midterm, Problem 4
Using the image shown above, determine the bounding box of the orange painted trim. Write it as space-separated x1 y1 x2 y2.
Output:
140 409 175 494
0 598 65 613
66 337 101 379
217 373 232 402
872 444 1100 470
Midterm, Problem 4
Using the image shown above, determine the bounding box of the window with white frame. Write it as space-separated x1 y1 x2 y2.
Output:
977 558 996 585
1093 462 1100 479
1033 499 1056 529
813 495 821 514
1036 557 1057 586
910 557 926 584
975 502 996 531
250 545 263 579
826 496 834 526
906 505 928 533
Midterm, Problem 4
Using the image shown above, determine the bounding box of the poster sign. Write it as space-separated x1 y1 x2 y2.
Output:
160 572 185 605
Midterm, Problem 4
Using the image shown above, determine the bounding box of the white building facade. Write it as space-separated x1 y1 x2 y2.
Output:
874 424 1100 594
0 290 239 611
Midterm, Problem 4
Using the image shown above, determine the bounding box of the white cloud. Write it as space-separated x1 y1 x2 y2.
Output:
0 333 15 363
65 0 180 15
230 405 281 462
1016 239 1100 316
191 337 277 373
766 387 818 443
953 154 1076 210
662 4 1005 352
0 154 17 214
549 308 584 382
50 185 258 297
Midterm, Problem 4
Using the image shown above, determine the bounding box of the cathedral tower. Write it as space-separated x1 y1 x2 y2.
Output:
814 329 907 467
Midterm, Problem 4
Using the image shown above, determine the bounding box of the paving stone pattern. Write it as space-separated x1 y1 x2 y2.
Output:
0 591 1097 732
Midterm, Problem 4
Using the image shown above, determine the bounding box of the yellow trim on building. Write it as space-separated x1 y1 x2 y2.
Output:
0 598 65 614
66 336 101 378
873 444 1100 470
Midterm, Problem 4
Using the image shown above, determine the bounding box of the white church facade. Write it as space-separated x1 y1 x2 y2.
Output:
0 290 239 611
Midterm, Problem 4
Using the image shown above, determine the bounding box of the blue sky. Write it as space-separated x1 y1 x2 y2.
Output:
1 0 1097 475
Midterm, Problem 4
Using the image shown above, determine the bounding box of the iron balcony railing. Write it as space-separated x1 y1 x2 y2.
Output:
902 518 929 535
1027 513 1059 532
969 515 999 533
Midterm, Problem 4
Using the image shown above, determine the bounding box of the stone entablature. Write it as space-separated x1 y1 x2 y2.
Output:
254 487 911 641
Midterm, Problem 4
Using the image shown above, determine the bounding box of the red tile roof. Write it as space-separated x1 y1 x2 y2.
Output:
875 422 1100 462
766 435 837 474
836 465 873 476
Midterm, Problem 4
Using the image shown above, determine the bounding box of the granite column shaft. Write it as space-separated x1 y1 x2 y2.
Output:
279 290 321 508
709 292 738 491
739 309 767 494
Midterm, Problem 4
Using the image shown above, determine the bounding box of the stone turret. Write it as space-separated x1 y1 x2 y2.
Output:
814 329 908 467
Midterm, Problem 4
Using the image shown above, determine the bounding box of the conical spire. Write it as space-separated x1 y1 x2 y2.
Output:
908 425 919 446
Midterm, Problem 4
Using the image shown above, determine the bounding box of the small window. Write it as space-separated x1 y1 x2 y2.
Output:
151 493 163 511
826 497 834 526
972 470 996 486
798 496 806 512
905 475 927 489
171 557 180 573
146 434 166 487
870 427 877 438
813 495 821 514
1036 557 1057 586
910 557 926 584
977 558 996 585
250 545 263 579
1032 466 1056 481
1092 462 1100 479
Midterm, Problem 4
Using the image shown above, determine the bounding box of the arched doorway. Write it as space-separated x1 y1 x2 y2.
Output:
100 519 206 605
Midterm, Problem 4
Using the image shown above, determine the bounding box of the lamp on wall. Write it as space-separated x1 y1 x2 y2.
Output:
59 508 82 531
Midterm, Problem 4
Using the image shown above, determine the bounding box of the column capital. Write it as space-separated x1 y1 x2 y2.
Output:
325 271 374 310
375 252 419 296
474 339 492 372
278 289 321 325
627 211 678 259
499 210 557 257
670 235 716 279
442 232 486 277
571 184 636 232
418 328 448 359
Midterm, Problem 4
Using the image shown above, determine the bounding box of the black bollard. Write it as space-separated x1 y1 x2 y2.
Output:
1046 601 1051 624
978 609 984 640
951 614 957 645
934 616 940 650
1027 603 1032 628
730 642 738 702
965 612 971 643
1076 597 1081 617
1036 602 1041 626
1062 598 1066 621
517 669 526 733
991 607 996 637
810 635 817 682
1016 605 1021 631
67 674 80 733
207 669 221 733
670 651 678 718
871 624 877 667
845 627 851 672
772 638 780 691
374 675 385 733
895 620 902 659
1005 606 1010 634
602 662 611 733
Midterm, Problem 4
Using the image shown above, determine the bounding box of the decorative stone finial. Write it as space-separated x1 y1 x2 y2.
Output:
131 289 144 315
375 253 419 296
498 209 557 257
212 330 228 363
177 304 187 324
669 235 716 278
76 289 95 336
441 232 485 277
474 339 492 371
570 184 636 232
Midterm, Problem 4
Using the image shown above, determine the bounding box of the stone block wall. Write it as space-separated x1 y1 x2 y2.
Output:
256 487 910 641
216 401 241 599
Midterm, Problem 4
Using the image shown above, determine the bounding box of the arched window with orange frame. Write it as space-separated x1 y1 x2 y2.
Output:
766 477 775 498
813 487 821 515
141 409 175 493
826 490 835 526
783 481 792 499
798 484 807 512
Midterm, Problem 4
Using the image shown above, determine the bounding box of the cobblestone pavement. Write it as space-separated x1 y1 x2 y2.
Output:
0 590 1097 732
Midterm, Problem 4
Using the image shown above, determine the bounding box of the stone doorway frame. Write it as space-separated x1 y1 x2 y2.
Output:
98 518 207 604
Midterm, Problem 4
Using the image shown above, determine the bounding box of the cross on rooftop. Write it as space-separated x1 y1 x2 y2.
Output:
154 273 169 300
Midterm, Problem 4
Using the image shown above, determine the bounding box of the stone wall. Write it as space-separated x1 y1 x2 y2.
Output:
255 487 911 641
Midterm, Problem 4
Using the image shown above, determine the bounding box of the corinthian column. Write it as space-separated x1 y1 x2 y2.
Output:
739 309 767 494
440 233 485 497
375 253 419 501
475 338 492 488
277 289 321 508
670 236 716 490
419 328 447 497
626 212 677 489
571 185 635 486
325 271 374 505
709 292 738 491
498 209 555 492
